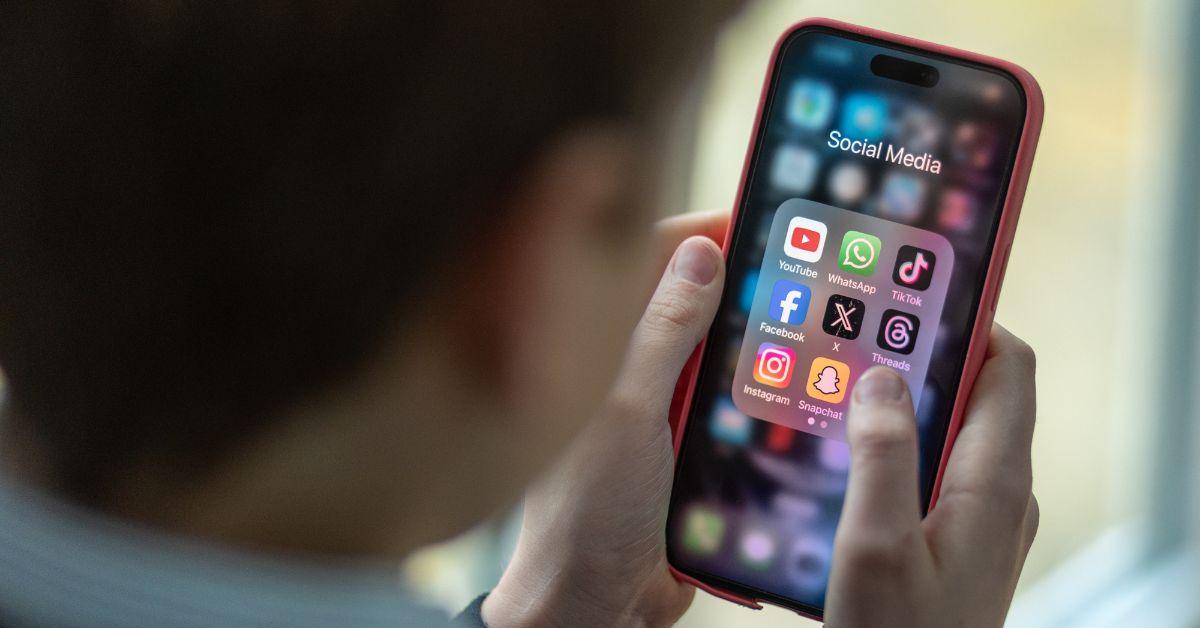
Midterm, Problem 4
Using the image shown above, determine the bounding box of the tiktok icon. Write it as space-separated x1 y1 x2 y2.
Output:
892 245 937 291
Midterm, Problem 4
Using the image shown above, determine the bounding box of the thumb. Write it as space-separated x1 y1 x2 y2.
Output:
617 236 725 412
837 367 922 548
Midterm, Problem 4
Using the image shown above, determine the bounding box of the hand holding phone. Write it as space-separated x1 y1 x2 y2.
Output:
825 328 1037 627
484 214 729 628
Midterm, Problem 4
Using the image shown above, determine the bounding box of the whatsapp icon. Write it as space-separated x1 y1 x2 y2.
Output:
837 230 882 276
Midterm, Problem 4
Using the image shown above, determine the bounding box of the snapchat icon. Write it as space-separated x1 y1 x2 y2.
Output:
805 357 851 404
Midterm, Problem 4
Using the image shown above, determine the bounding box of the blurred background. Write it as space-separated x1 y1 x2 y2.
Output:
405 0 1200 625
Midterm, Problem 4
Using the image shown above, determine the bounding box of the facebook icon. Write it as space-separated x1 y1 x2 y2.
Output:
767 279 812 326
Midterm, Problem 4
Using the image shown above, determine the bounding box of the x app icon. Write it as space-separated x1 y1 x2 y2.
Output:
822 294 865 340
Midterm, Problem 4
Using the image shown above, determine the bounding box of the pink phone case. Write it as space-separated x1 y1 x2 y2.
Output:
667 17 1044 620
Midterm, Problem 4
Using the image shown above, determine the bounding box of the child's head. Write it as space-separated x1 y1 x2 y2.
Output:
0 2 738 552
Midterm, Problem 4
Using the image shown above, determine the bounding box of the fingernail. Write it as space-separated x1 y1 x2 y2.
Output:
673 237 719 286
853 367 906 403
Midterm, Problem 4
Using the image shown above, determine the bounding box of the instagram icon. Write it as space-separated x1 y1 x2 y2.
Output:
753 343 796 388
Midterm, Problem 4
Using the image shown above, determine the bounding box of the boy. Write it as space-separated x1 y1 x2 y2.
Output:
0 3 1037 626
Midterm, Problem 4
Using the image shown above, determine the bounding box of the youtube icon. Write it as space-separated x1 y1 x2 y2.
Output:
783 216 827 263
791 227 820 252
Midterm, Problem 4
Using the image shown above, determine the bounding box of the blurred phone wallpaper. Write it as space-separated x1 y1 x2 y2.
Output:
668 31 1024 609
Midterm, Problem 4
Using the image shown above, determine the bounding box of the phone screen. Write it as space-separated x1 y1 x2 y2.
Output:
666 26 1027 613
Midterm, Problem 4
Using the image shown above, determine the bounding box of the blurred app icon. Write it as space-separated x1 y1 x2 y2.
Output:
814 43 852 66
878 171 927 221
827 161 868 207
818 439 850 472
738 528 778 570
839 92 888 141
981 81 1006 103
786 79 835 130
836 230 881 276
683 506 726 555
784 532 833 594
768 279 812 326
783 216 827 263
710 401 752 446
951 122 999 169
806 356 850 404
773 494 819 521
766 424 795 453
938 188 977 232
739 270 759 313
893 245 937 291
893 105 942 153
770 145 819 193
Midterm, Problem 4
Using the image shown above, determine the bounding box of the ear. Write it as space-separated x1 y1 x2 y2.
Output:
432 124 659 465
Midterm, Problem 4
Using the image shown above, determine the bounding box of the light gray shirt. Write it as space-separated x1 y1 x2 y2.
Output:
0 478 452 627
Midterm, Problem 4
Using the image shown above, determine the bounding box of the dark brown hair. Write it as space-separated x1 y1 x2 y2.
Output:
0 2 735 504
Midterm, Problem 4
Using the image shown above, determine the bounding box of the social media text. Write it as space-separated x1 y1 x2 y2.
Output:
827 130 943 174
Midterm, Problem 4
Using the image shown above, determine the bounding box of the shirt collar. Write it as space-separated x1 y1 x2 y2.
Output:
0 476 449 627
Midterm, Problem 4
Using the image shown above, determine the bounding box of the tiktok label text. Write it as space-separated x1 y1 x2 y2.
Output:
891 289 923 307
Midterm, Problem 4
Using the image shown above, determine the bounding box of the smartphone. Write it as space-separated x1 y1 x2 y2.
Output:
665 18 1042 619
